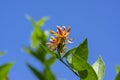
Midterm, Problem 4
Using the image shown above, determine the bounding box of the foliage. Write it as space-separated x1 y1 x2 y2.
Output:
24 16 56 80
115 66 120 80
0 52 13 80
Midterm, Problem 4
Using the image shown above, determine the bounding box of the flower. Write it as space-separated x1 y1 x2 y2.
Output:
50 26 72 44
50 25 71 38
47 26 72 54
47 36 61 50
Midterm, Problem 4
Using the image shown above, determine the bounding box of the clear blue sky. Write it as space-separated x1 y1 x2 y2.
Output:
0 0 120 80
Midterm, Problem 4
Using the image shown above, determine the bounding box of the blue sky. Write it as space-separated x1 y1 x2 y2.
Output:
0 0 120 80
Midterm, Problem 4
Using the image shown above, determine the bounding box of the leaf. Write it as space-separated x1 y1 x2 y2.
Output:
74 38 88 61
115 72 120 80
44 67 56 80
28 16 48 48
40 44 58 58
92 57 105 80
0 51 6 57
45 56 56 67
36 17 49 27
27 63 44 80
23 47 45 62
0 63 13 80
66 55 72 65
26 15 37 27
44 30 50 39
72 54 98 80
63 48 76 58
26 15 49 27
31 28 44 48
116 66 120 73
115 65 120 80
27 16 49 47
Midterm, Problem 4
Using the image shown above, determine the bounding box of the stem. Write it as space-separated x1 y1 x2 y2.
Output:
59 59 79 77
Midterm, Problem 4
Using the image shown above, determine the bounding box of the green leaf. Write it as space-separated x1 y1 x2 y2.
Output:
72 54 98 80
27 64 44 80
26 15 37 27
116 66 120 73
44 30 50 39
0 51 6 57
115 72 120 80
26 15 49 28
28 16 48 48
92 57 105 80
45 56 56 67
36 17 49 27
74 38 88 61
31 27 44 48
44 67 56 80
23 47 45 62
0 63 13 80
66 55 72 65
63 48 76 58
40 44 58 58
115 65 120 80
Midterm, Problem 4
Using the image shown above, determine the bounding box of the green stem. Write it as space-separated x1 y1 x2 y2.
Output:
59 59 79 77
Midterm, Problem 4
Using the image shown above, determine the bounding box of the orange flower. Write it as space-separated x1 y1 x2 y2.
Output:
47 36 61 50
47 26 72 54
50 26 71 38
50 26 72 44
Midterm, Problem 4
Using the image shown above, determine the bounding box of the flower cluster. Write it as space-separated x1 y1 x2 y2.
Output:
47 26 72 54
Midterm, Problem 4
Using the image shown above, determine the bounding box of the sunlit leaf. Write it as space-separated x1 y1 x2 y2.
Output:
44 30 50 39
63 48 76 58
115 65 120 80
116 66 120 73
26 15 37 27
74 38 88 61
66 56 72 65
27 63 44 80
31 27 44 48
36 17 49 27
27 16 48 48
72 54 98 80
0 63 13 80
92 57 105 80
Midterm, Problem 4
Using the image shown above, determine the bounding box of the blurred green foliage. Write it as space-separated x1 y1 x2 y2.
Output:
115 66 120 80
0 52 13 80
24 16 56 80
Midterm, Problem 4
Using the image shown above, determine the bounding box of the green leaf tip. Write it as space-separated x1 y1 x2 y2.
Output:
26 14 49 28
74 38 88 61
0 62 14 80
115 65 120 80
116 65 120 73
92 56 105 80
